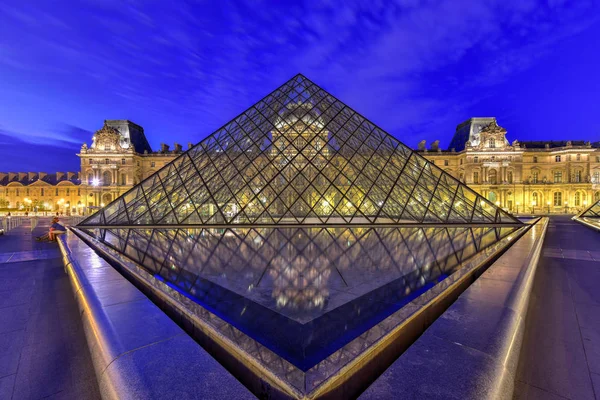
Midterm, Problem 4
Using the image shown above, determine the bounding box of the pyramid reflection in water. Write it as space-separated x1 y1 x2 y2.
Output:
78 74 523 393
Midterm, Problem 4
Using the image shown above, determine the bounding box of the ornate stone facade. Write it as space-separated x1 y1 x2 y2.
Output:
1 117 599 215
419 118 600 214
78 120 187 210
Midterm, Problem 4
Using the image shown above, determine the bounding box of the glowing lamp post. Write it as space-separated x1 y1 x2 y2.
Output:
23 198 32 214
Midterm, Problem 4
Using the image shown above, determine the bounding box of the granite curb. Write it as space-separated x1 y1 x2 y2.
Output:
57 230 255 400
359 218 549 400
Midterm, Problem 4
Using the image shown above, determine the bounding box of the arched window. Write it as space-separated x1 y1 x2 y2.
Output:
532 192 538 206
575 192 581 206
103 171 112 186
553 192 562 207
488 192 497 203
488 170 497 185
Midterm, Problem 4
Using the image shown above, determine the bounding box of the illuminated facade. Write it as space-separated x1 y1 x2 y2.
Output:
419 118 600 214
1 117 598 217
0 120 188 213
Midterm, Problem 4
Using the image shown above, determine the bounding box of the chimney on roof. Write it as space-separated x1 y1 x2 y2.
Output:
188 142 193 150
39 172 47 180
418 140 427 152
19 172 27 181
67 172 76 180
8 173 16 181
160 143 170 153
431 140 440 152
28 172 37 181
174 143 182 153
56 172 64 181
0 173 6 181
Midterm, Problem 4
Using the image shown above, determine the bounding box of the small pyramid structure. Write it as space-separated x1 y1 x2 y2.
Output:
79 74 521 228
575 199 600 219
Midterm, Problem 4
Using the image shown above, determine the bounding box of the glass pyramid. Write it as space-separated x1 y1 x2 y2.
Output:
76 74 525 396
577 199 600 219
79 74 520 228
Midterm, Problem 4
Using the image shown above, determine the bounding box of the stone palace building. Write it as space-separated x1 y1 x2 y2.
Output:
1 118 599 215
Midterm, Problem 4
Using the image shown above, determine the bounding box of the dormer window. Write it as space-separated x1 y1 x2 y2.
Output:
489 139 496 148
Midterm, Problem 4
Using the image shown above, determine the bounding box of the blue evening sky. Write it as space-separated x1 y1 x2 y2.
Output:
1 0 599 172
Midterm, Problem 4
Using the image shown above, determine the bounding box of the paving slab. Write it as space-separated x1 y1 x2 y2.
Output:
0 220 100 400
515 216 600 400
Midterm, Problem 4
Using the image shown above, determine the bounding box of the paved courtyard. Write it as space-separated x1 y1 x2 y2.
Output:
516 216 600 400
0 218 100 400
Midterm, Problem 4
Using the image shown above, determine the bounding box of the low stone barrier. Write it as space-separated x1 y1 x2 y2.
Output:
57 230 255 400
359 218 548 400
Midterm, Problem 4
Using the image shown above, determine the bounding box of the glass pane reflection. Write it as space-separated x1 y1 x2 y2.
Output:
90 225 517 370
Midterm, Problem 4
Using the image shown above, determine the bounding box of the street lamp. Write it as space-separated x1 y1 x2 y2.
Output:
23 198 32 213
547 201 551 214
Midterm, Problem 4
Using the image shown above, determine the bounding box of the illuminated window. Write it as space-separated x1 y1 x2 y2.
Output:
575 192 581 206
554 171 562 183
473 172 479 184
532 172 539 183
594 172 600 183
574 170 582 183
555 155 561 162
553 192 562 206
489 139 496 148
532 192 538 206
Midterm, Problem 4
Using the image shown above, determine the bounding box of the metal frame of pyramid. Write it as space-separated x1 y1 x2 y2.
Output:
74 74 528 397
79 74 521 229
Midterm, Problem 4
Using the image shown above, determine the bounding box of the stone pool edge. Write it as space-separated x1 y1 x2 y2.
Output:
57 230 256 400
359 217 549 400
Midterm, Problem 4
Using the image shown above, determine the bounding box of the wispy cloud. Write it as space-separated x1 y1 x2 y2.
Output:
0 0 598 168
